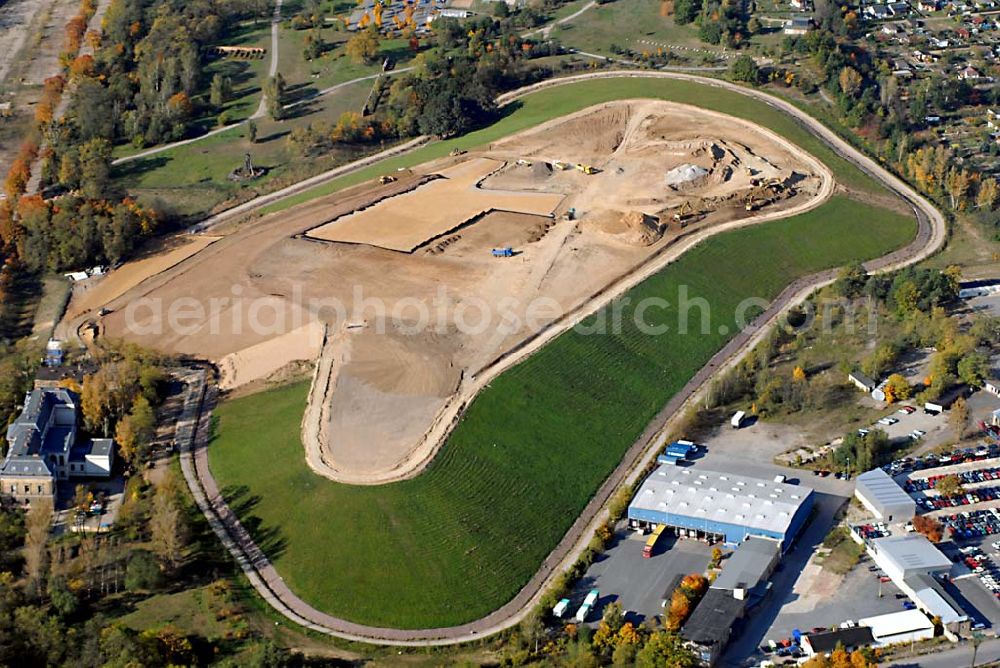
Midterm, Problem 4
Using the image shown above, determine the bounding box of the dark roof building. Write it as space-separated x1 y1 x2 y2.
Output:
0 388 115 505
803 627 875 656
681 589 746 666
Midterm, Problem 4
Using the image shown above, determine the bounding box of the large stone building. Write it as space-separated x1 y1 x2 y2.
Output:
0 388 114 506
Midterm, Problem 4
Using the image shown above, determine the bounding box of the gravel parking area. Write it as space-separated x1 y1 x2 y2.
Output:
966 293 1000 318
573 531 714 626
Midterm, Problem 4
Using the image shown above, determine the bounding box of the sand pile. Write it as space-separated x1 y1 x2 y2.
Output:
595 210 666 246
665 163 709 188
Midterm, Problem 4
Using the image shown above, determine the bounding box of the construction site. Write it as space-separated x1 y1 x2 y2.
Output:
61 100 831 484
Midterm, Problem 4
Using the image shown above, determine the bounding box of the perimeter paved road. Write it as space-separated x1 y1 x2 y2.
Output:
178 72 947 646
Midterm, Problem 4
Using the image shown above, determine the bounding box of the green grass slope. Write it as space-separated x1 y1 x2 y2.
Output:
209 195 916 629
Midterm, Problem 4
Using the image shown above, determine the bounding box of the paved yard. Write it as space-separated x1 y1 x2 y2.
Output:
966 293 1000 318
762 557 905 645
572 531 714 627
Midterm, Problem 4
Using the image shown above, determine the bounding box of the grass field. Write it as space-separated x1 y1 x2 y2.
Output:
208 195 916 629
261 76 887 215
548 0 714 55
114 80 373 219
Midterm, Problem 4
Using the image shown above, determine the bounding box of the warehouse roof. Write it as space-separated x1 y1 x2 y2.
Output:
871 535 951 574
681 589 745 645
859 609 934 639
630 465 813 535
712 537 780 592
904 573 968 625
855 468 915 509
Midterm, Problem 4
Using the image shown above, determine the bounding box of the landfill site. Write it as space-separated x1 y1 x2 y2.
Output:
64 99 831 483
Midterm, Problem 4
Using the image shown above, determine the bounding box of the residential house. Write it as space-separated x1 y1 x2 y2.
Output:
784 16 815 34
0 388 115 506
959 64 982 80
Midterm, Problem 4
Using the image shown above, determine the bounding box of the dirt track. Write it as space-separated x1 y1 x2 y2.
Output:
170 72 945 646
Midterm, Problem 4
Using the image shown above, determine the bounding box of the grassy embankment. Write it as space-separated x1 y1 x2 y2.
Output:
210 195 916 628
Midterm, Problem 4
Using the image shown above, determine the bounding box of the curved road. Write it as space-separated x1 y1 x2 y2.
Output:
177 71 946 646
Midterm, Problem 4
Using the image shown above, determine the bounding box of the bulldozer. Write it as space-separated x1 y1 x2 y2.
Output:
378 175 397 185
575 163 597 175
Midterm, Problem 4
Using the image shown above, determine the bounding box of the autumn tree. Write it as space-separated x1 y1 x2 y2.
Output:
24 498 54 596
150 472 188 572
936 473 965 499
883 373 911 404
913 514 943 542
946 168 972 210
635 629 698 667
839 66 863 97
346 26 380 65
978 178 999 211
950 396 969 440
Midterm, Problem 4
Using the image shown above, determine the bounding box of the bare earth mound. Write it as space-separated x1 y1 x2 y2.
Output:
80 100 830 483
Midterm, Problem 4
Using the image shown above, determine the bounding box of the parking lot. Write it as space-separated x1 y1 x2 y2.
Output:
573 530 714 626
762 555 906 645
52 476 125 535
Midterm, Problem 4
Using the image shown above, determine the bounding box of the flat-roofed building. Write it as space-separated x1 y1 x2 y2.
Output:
628 465 814 551
855 468 916 523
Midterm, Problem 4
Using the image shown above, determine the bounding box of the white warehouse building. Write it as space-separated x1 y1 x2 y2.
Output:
859 609 935 647
855 468 916 523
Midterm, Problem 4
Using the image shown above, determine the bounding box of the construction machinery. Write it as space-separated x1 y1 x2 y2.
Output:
491 246 514 258
575 163 597 175
449 149 466 157
378 175 397 185
562 207 577 221
553 161 571 171
671 200 704 223
516 158 532 166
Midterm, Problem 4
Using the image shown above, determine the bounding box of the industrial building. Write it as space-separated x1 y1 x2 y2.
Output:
860 609 935 646
681 537 783 665
867 535 969 637
854 468 916 523
628 465 814 551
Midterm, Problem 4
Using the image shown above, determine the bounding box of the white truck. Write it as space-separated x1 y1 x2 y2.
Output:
552 598 571 619
575 589 599 623
731 410 747 429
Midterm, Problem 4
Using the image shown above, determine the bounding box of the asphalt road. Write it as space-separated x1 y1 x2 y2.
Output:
177 72 947 645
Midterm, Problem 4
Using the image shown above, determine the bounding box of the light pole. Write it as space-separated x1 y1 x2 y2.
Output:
971 630 984 668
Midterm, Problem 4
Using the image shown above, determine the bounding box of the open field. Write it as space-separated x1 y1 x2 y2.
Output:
207 197 916 629
549 0 714 56
113 78 373 219
262 76 889 216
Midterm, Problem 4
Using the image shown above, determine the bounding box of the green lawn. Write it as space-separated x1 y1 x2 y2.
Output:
115 80 373 219
549 0 712 55
262 76 886 215
209 195 916 629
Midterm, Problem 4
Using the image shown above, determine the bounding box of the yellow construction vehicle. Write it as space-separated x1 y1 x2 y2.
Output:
378 175 397 185
672 201 696 223
449 149 467 157
553 161 571 171
576 163 597 175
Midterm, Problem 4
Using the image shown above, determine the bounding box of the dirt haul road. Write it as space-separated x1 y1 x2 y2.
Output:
169 72 945 646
